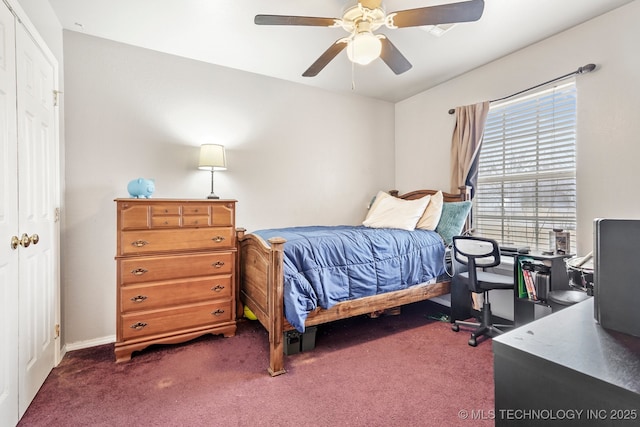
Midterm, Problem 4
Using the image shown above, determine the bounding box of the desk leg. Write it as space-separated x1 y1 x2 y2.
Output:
451 269 472 322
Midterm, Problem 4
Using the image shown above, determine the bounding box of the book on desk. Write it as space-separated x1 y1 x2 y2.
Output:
517 257 551 302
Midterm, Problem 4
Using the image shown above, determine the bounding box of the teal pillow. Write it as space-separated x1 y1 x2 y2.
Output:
435 201 472 245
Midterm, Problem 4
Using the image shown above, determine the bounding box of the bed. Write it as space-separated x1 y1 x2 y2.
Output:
236 187 471 376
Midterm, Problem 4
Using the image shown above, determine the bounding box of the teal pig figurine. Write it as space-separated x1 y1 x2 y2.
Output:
127 178 155 198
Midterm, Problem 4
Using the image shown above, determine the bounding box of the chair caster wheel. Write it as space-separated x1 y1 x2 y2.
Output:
451 324 460 332
468 337 477 347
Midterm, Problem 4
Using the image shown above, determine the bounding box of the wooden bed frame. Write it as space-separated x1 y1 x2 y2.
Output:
236 187 471 376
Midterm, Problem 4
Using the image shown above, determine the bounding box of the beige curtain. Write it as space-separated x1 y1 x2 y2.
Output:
449 101 490 195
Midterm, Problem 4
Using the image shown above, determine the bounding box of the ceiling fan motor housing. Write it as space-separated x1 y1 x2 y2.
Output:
341 4 386 34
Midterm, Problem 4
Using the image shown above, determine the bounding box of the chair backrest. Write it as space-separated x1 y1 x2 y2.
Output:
452 236 502 292
452 236 501 268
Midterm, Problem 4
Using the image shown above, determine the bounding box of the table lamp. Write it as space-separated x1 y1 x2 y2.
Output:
198 144 227 199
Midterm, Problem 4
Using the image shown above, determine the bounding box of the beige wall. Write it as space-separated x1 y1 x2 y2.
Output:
62 32 395 346
395 0 640 256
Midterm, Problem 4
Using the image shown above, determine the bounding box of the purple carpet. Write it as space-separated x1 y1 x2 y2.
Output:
19 301 494 426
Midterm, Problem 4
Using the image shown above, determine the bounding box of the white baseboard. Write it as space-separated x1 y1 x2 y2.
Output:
65 335 116 352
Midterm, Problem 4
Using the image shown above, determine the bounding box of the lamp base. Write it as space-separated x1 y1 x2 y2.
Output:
206 193 220 199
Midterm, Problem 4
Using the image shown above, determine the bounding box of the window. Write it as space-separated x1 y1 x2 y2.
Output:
474 81 577 252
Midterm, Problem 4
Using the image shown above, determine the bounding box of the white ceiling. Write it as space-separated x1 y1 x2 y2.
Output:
49 0 635 102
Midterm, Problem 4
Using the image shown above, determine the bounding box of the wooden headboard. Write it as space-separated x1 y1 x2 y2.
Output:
390 186 471 203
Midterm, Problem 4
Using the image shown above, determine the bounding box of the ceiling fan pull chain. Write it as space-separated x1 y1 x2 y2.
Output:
351 60 356 91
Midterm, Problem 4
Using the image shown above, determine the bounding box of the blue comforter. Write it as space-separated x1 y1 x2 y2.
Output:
252 225 446 332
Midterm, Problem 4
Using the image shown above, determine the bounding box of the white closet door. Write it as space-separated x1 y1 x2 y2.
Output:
0 2 19 425
15 18 57 418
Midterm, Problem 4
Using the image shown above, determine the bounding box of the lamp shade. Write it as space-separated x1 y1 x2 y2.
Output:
198 144 227 171
346 32 382 65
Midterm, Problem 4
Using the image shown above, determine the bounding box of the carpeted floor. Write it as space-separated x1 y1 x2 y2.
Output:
18 301 495 427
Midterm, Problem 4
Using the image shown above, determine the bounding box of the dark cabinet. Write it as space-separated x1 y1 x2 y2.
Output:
494 299 640 426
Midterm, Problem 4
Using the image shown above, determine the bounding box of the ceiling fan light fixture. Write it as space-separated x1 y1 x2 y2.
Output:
346 31 382 65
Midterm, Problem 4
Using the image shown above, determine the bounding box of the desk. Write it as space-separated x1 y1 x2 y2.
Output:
493 298 640 426
450 252 572 325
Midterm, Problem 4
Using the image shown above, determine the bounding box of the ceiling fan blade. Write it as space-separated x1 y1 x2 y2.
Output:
255 15 337 27
389 0 484 28
302 40 348 77
379 36 412 75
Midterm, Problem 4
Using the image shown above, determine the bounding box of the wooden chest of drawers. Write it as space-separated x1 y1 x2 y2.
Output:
115 199 237 362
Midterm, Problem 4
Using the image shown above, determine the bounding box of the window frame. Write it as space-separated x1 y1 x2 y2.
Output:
473 80 577 252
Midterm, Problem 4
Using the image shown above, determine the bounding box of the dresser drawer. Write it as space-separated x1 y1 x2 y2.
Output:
119 252 234 285
151 204 181 216
119 227 235 255
182 205 210 216
150 215 181 228
182 215 210 227
120 274 232 312
120 300 233 341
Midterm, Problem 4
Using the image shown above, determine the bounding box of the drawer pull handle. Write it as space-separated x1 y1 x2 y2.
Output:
212 236 225 243
131 268 148 276
130 322 148 330
212 261 225 268
211 309 225 316
211 285 225 292
130 295 148 303
131 240 149 247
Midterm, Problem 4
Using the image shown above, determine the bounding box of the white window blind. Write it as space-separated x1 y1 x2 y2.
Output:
474 80 577 252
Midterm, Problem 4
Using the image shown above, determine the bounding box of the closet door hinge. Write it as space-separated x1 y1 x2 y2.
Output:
53 90 62 107
55 324 60 338
54 207 60 223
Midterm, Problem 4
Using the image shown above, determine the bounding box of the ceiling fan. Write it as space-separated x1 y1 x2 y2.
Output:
254 0 485 77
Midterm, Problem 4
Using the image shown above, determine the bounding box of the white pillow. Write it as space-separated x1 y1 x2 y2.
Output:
363 194 431 231
416 190 444 231
364 191 391 221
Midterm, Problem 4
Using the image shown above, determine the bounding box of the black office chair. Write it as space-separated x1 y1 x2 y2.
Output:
451 236 514 346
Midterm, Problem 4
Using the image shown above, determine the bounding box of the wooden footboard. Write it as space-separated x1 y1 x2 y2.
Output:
237 187 470 376
237 229 287 376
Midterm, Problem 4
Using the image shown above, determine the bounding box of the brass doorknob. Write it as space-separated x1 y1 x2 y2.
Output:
10 234 39 249
20 233 30 248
